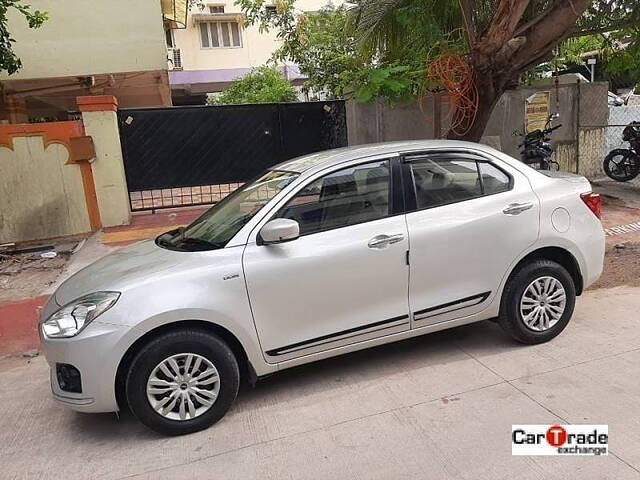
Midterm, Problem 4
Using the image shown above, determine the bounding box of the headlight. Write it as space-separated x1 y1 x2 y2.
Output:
42 292 120 338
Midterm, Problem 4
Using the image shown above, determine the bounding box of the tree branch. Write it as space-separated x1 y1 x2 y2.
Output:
476 0 531 55
568 22 634 37
511 0 592 72
513 4 555 37
458 0 476 47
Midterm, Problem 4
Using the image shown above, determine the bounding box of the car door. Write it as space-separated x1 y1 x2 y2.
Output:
243 158 410 363
403 151 540 327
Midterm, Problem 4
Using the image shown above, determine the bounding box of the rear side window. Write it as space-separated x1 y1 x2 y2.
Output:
478 162 510 195
276 160 390 235
410 158 482 209
408 156 511 210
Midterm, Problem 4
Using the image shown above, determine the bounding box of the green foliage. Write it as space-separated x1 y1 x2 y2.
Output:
537 31 640 90
602 19 640 90
0 0 47 75
604 40 640 90
238 2 426 102
239 0 640 104
208 66 298 105
275 6 363 99
352 64 421 103
557 36 604 66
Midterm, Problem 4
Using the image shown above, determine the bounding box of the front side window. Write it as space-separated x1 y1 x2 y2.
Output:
158 170 298 250
276 160 390 236
199 21 241 48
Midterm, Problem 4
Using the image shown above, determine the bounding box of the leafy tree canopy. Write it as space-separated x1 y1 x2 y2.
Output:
0 0 47 75
554 30 640 91
237 1 425 102
208 65 298 104
239 0 639 139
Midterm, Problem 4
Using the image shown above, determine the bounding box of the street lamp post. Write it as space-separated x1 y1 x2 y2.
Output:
587 58 596 83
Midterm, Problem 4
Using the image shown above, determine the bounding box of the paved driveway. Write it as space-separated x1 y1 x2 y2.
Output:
2 286 640 479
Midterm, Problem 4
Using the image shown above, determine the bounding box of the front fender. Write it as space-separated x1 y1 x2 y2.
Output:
112 307 274 378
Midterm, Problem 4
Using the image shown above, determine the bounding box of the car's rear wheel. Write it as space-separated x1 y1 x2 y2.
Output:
499 259 576 344
126 329 239 435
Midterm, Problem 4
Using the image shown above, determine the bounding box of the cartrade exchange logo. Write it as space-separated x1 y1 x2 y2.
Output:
512 425 608 456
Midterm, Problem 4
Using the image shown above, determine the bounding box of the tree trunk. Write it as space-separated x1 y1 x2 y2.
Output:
442 0 593 143
445 88 499 142
445 67 505 142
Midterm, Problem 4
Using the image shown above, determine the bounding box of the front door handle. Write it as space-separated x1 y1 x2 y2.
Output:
503 202 533 216
368 234 404 249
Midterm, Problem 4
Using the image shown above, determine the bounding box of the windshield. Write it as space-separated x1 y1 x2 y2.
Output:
157 170 298 251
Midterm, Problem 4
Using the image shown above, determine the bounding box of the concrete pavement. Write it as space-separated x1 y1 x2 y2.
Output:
1 286 640 479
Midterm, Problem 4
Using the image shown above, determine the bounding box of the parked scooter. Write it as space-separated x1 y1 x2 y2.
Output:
518 113 562 171
603 121 640 182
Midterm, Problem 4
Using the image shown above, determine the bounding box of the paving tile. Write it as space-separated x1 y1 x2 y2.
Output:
453 287 640 380
512 348 640 469
0 334 500 479
135 383 638 480
3 287 640 479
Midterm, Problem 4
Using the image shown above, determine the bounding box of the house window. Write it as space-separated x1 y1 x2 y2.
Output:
265 4 277 14
164 27 174 48
209 5 224 13
199 21 241 48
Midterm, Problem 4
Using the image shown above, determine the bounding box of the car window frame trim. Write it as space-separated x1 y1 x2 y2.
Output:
400 150 514 214
248 155 405 242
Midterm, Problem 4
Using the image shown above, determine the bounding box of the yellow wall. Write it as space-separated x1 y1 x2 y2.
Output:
173 0 340 71
0 137 91 243
0 0 167 81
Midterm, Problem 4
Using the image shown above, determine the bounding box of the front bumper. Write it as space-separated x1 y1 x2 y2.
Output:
40 319 129 413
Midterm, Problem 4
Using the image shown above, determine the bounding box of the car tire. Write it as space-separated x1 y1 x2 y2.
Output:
603 149 640 182
125 329 240 436
499 259 576 344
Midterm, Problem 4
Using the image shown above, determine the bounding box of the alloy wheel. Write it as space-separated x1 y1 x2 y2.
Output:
519 276 566 332
146 353 220 421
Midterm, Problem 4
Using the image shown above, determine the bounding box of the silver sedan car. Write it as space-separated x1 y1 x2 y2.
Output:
40 141 604 435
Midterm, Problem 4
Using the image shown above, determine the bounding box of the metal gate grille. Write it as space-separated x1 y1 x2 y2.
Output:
118 101 347 211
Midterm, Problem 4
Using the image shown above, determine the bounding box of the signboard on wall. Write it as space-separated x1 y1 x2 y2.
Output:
525 91 550 133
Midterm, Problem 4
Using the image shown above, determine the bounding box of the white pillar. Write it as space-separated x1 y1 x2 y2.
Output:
77 95 131 227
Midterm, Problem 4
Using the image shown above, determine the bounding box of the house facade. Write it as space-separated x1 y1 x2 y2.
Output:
168 0 337 104
0 0 173 123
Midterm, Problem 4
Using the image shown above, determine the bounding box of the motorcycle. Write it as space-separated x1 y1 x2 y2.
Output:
518 113 562 171
603 121 640 182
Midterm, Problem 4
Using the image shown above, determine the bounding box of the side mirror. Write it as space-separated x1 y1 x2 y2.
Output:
257 218 300 245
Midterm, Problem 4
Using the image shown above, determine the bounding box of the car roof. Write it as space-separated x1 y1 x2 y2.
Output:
271 140 506 174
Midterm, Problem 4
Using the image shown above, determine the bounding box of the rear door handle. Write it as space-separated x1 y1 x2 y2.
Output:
503 202 533 216
368 234 404 249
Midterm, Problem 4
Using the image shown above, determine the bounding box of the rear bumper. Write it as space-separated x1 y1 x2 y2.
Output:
41 321 128 413
580 226 605 290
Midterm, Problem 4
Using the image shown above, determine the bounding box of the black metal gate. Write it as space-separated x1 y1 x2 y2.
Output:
117 101 347 211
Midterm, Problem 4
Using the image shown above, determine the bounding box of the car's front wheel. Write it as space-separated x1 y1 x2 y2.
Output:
126 329 240 435
499 259 576 344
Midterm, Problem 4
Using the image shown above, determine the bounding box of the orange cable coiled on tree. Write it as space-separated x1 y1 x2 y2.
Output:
423 52 479 138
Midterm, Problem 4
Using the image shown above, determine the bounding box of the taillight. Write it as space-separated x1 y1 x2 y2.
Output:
580 192 601 219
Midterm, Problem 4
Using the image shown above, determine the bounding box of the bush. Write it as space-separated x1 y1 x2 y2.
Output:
208 66 298 105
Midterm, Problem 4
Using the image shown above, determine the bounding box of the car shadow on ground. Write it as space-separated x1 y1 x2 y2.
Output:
64 319 520 439
236 319 513 403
